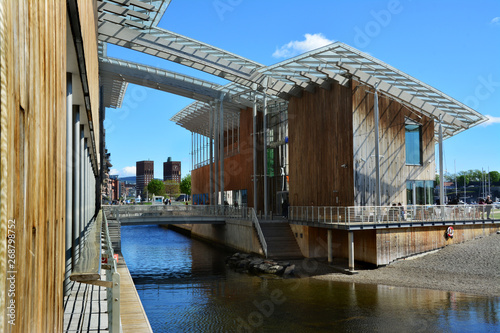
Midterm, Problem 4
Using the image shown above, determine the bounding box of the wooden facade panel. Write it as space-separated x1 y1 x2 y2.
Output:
1 1 67 331
288 81 353 207
352 80 435 207
1 1 99 331
77 0 100 161
375 225 499 265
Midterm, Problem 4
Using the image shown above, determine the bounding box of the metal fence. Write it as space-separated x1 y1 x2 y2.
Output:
289 204 497 226
104 204 251 220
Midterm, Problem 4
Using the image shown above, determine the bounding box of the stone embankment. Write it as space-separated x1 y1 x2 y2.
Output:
226 253 295 277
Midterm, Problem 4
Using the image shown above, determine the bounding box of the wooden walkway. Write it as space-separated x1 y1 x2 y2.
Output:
117 253 153 333
63 255 152 332
63 272 109 332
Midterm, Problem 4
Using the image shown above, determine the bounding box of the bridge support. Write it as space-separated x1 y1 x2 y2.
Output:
327 229 332 263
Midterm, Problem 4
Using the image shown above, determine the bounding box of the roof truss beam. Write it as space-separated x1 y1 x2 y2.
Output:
337 62 466 129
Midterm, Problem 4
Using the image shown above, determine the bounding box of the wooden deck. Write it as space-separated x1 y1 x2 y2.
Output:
117 254 153 333
64 273 109 332
64 254 152 333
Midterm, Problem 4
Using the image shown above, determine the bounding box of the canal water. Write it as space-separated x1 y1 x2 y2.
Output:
121 225 499 332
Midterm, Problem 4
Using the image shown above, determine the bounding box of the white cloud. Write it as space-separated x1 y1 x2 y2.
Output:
110 166 136 177
490 17 500 26
272 33 335 58
481 114 500 126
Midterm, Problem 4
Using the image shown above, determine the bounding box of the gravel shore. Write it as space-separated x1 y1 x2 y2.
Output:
313 233 500 297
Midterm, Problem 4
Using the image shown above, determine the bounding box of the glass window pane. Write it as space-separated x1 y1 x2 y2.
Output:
405 124 422 165
406 181 413 205
425 180 434 205
415 180 425 205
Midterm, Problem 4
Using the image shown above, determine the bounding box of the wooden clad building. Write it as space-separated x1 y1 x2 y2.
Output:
0 1 100 331
179 43 490 265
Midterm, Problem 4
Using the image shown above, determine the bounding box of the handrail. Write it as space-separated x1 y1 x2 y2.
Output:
250 208 268 258
102 209 121 333
69 209 120 333
288 204 497 226
70 215 102 282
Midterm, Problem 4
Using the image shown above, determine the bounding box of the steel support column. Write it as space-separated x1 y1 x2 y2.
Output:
348 231 355 272
80 131 85 248
219 93 226 205
439 116 445 216
65 74 73 295
209 102 214 205
214 100 219 205
252 86 258 211
374 83 381 208
72 107 81 267
263 80 268 219
327 229 333 263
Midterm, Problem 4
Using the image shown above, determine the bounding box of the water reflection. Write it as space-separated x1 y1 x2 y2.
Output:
121 225 499 332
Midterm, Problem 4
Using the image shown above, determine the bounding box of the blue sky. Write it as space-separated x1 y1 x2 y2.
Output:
106 0 500 180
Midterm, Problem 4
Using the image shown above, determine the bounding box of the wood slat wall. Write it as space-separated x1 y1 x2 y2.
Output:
352 80 435 206
288 81 353 207
0 1 99 331
77 0 100 164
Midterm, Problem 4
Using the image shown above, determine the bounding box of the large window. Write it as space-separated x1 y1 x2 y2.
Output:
406 180 434 205
405 120 422 165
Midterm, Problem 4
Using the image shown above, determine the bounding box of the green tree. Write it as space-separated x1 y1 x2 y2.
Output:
456 174 469 186
147 179 165 197
180 174 191 195
469 169 483 182
488 171 500 183
164 180 180 198
435 174 440 185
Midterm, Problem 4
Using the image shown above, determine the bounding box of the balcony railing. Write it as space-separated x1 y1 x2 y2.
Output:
289 204 498 226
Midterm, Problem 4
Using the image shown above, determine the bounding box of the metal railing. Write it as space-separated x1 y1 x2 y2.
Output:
250 208 268 258
104 204 251 220
289 204 498 226
101 210 121 333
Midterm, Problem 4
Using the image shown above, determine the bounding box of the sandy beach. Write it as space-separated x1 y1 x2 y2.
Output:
311 233 500 298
